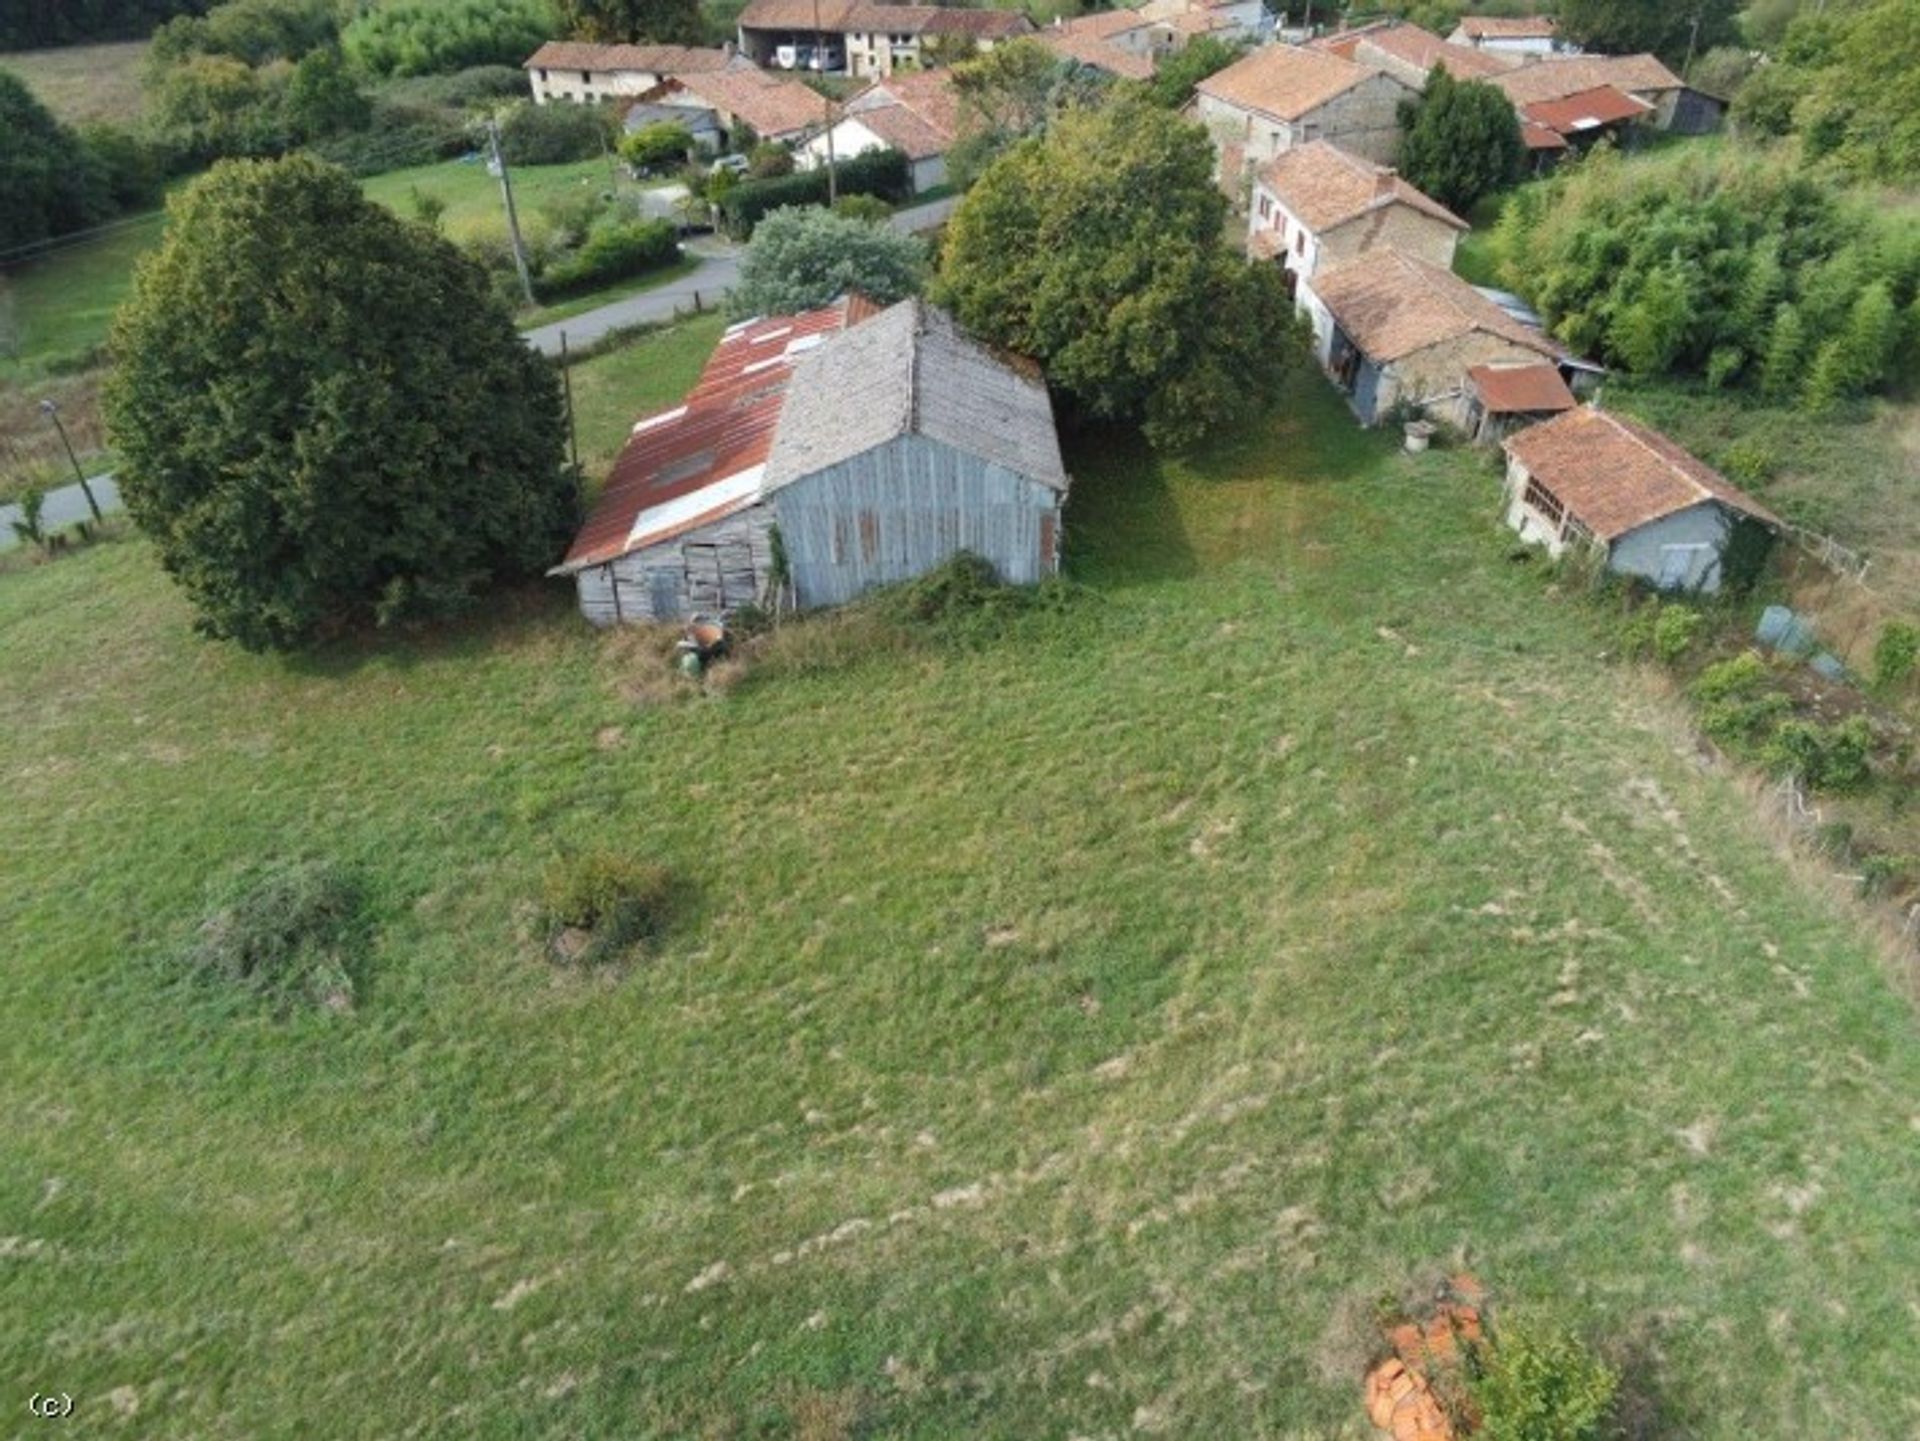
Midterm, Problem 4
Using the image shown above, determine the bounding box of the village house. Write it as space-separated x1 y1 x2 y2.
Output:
641 68 832 146
797 70 961 192
1046 6 1167 57
1193 44 1414 186
1490 52 1720 134
1515 83 1655 165
1040 24 1158 80
1502 406 1779 591
523 41 747 105
1311 19 1515 89
1248 140 1466 291
1447 15 1565 56
553 296 1068 624
1299 248 1564 427
735 0 1029 74
1135 0 1264 42
1463 361 1576 443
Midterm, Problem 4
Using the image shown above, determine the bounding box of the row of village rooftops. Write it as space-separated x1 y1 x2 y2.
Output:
522 14 1725 201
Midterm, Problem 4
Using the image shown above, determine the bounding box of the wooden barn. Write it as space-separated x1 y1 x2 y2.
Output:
552 296 1069 624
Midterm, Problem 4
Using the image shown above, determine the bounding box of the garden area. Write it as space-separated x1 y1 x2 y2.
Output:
3 350 1917 1436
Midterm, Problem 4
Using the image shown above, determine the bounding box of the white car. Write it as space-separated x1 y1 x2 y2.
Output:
708 154 751 176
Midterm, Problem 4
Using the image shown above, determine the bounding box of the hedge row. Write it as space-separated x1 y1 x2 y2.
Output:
717 149 911 237
536 218 680 301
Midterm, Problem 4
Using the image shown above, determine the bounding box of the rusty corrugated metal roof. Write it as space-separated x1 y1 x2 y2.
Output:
1468 362 1575 414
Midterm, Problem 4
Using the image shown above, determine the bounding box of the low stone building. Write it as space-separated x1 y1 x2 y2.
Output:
553 296 1068 624
1464 361 1576 443
523 42 746 105
1490 52 1710 132
1312 19 1514 89
1248 140 1466 290
1299 248 1564 427
1193 43 1414 188
1502 406 1779 592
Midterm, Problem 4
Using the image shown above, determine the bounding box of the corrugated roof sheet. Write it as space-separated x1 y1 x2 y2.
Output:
1309 249 1562 364
765 298 1067 491
1521 83 1653 134
1468 362 1575 414
1504 406 1781 541
1196 44 1390 123
1254 139 1466 235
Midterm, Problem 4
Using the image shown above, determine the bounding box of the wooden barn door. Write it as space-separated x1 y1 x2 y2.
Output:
681 538 758 614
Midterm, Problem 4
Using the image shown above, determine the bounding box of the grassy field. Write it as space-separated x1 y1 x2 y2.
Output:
0 38 148 126
0 159 673 382
3 364 1917 1437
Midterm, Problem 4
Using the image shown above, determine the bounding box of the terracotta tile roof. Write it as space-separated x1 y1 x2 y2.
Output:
1456 14 1555 39
524 41 741 74
1052 7 1151 40
847 68 963 148
842 3 1031 37
737 0 859 30
1308 249 1562 364
1504 405 1781 541
557 299 868 572
1196 44 1391 123
1468 362 1575 414
1521 83 1653 134
847 97 952 156
673 69 832 138
1343 22 1515 81
1165 8 1236 36
1254 139 1466 235
1042 28 1156 79
1492 52 1680 107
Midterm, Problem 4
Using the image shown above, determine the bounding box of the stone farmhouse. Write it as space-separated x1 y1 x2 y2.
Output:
1193 44 1413 184
1248 139 1466 291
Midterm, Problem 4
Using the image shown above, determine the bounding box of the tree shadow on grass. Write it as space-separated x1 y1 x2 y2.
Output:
279 579 580 680
1063 421 1200 587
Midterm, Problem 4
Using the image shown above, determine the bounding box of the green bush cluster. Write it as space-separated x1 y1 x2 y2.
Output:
496 98 613 165
540 851 675 964
536 217 679 300
1767 716 1875 793
1488 146 1919 405
180 858 365 1012
718 149 911 237
342 0 556 80
1466 1320 1618 1441
1693 652 1793 747
1690 651 1879 791
1872 620 1919 690
1620 602 1702 664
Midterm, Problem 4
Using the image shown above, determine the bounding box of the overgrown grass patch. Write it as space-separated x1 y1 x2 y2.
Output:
2 376 1917 1437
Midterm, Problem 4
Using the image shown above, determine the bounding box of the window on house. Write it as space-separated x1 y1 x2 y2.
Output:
1295 231 1305 256
1563 517 1594 548
1522 477 1566 530
538 67 549 82
581 69 591 82
1258 196 1270 219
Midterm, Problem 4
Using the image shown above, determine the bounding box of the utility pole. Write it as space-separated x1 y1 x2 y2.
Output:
559 331 580 474
813 0 837 204
487 116 536 309
40 399 102 522
1682 10 1702 80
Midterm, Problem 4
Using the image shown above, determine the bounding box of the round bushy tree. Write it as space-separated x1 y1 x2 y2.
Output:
936 94 1309 449
0 71 104 252
1395 70 1524 215
729 206 927 318
105 154 578 651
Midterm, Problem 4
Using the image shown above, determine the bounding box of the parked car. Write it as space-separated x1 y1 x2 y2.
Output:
708 153 751 176
774 42 842 71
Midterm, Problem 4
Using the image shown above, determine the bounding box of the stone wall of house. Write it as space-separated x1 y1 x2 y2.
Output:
1379 332 1546 427
532 65 664 104
1302 72 1411 164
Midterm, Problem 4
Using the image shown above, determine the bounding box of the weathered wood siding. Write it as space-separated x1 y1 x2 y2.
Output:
772 435 1062 609
574 507 777 626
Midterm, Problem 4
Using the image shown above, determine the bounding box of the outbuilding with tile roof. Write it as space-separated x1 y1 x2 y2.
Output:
1299 248 1563 427
1192 43 1416 179
1501 405 1779 591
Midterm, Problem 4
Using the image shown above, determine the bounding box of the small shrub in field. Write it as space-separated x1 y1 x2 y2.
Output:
182 859 364 1012
831 193 891 224
1872 620 1918 690
1467 1321 1618 1441
1693 655 1791 750
886 551 1072 643
1718 436 1775 487
1652 604 1702 663
1765 716 1875 792
540 851 674 964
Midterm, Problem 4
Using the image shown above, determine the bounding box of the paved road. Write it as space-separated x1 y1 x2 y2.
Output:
0 474 121 551
522 195 960 357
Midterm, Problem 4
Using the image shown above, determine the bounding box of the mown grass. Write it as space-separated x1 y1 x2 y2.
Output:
0 39 148 126
1 379 1917 1438
566 312 728 481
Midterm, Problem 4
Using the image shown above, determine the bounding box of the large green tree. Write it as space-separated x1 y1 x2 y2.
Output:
935 95 1310 449
1556 0 1741 67
0 72 106 253
729 206 927 318
105 155 577 651
557 0 703 44
1394 69 1523 214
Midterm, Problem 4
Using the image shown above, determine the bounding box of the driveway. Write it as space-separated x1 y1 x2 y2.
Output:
0 474 121 551
523 194 959 357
